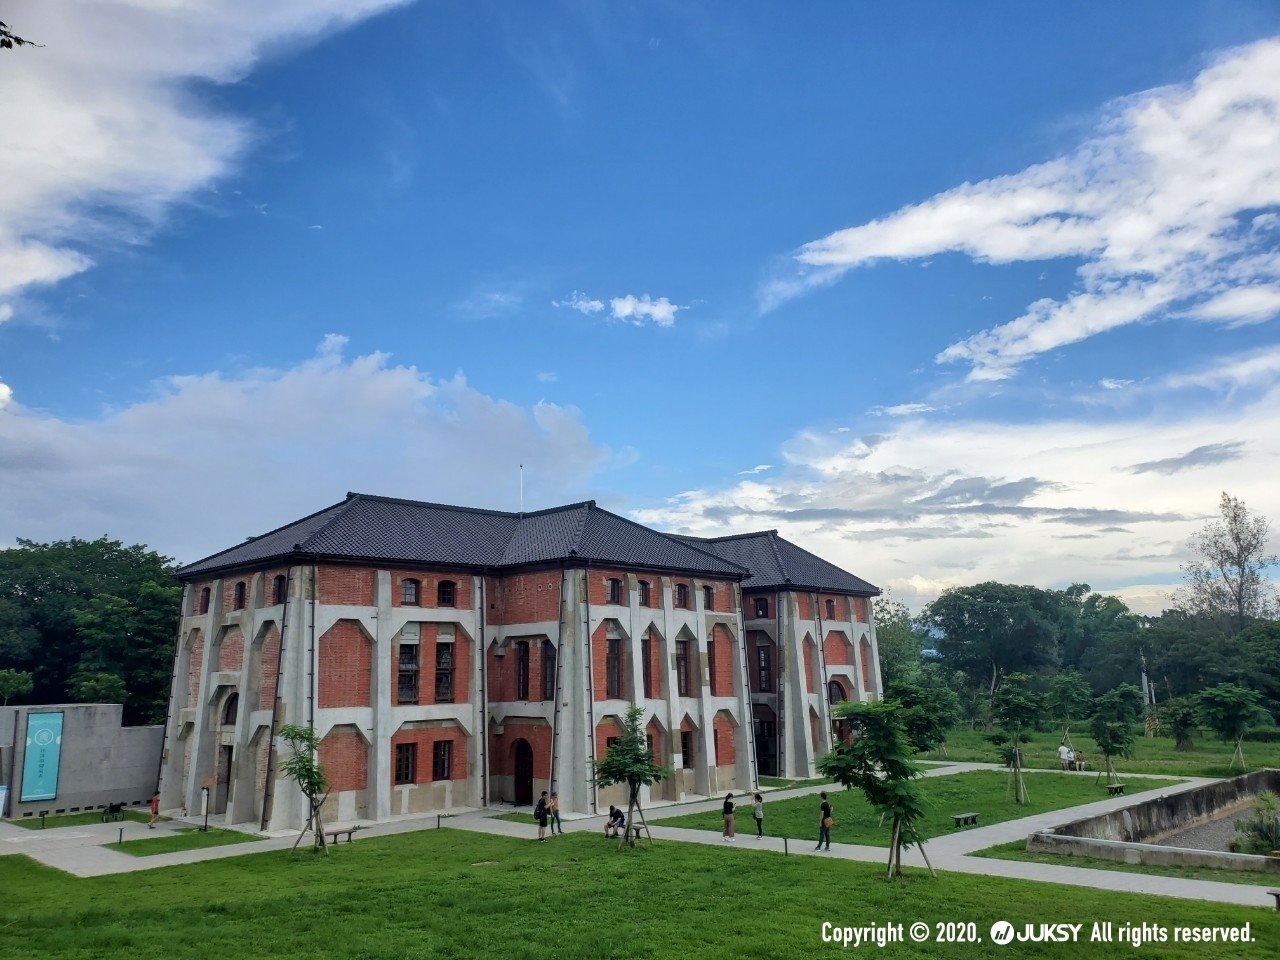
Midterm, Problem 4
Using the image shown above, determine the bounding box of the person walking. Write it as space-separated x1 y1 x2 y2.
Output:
752 792 764 838
549 791 563 835
721 793 736 841
815 791 832 851
534 791 549 842
148 792 160 829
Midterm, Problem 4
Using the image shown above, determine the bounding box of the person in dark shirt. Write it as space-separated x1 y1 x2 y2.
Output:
722 793 736 841
605 805 626 837
534 791 549 842
815 791 832 851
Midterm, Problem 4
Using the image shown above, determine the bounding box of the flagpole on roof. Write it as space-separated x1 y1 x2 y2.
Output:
519 464 524 513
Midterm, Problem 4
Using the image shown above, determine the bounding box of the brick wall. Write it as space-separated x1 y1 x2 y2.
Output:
646 718 666 766
804 636 816 693
697 579 735 613
487 634 549 704
824 630 850 665
859 639 874 692
389 569 472 610
318 565 375 605
318 619 372 707
217 627 244 673
187 630 204 703
746 631 773 693
853 597 869 622
586 568 629 606
708 624 735 696
488 571 561 625
319 726 368 791
258 624 281 710
591 622 627 702
642 628 664 698
713 713 736 765
744 592 770 620
389 724 467 784
492 721 552 778
594 717 623 759
795 591 812 620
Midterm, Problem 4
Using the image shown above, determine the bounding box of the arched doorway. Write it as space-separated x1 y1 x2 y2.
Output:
213 692 239 815
752 704 778 777
512 738 534 805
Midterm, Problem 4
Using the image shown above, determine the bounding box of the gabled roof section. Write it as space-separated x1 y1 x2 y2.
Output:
179 494 746 580
675 530 880 596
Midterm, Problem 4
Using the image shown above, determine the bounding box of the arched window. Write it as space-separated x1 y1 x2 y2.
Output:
515 640 529 700
541 640 557 700
703 585 714 610
638 580 651 606
233 581 246 610
606 638 624 698
827 680 847 705
607 578 622 604
221 693 239 725
273 575 288 605
401 578 421 606
825 598 836 619
198 587 211 615
675 583 689 609
753 597 768 619
437 580 456 607
676 640 691 696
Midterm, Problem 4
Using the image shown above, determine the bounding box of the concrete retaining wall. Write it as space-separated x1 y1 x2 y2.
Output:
1028 831 1280 873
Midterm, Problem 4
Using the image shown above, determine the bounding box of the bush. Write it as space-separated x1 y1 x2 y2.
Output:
1231 792 1280 855
1242 727 1280 743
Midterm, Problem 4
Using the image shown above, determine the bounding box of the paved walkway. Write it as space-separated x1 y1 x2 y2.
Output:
2 763 1276 910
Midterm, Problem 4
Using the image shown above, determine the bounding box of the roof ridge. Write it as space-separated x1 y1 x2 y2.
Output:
567 501 593 555
765 530 789 583
345 492 522 518
586 504 750 574
181 497 350 569
687 529 779 544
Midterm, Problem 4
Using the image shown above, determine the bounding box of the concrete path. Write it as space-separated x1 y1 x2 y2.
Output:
2 764 1276 911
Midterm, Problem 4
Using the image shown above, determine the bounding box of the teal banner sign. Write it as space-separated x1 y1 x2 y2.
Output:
20 712 64 802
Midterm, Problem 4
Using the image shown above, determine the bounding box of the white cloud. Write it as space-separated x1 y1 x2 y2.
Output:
0 382 11 411
0 305 12 324
634 384 1280 612
0 338 608 562
536 371 558 382
1099 378 1134 390
737 464 772 476
876 403 935 417
554 290 683 326
762 37 1280 381
0 0 409 320
1161 343 1280 392
552 292 605 314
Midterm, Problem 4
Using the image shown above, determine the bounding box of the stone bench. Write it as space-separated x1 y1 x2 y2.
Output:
1106 783 1126 797
951 812 979 828
1268 890 1280 911
325 826 360 843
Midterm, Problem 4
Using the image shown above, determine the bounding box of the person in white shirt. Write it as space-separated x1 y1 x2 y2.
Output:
1057 743 1075 771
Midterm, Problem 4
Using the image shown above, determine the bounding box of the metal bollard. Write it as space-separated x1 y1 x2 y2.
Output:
118 828 123 845
784 837 788 856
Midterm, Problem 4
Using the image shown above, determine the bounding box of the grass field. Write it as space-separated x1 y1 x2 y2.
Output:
11 809 154 829
972 840 1280 888
117 826 261 857
652 771 1185 846
920 727 1280 778
0 829 1275 959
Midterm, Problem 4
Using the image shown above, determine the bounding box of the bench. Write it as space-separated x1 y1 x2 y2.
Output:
1268 890 1279 911
325 826 360 843
1106 784 1126 797
951 812 979 828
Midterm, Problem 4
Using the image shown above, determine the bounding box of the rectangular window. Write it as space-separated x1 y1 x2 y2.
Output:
680 731 694 769
541 641 556 701
757 644 772 693
676 640 690 696
397 644 419 704
435 642 455 703
675 584 689 608
641 633 653 698
606 736 620 751
516 641 530 700
638 581 651 606
703 585 713 610
706 640 717 696
606 638 623 699
646 733 656 762
394 742 416 785
432 740 452 780
607 578 622 604
753 597 769 619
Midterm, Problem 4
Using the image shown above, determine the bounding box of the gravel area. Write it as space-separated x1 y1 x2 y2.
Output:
1153 812 1244 851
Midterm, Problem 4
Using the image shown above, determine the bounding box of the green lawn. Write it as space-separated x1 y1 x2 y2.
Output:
972 840 1280 888
10 809 153 830
116 826 261 857
0 830 1274 959
653 771 1185 845
758 775 831 790
921 726 1280 778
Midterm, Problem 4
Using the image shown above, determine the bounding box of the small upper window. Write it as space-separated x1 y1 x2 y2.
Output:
233 581 246 610
753 597 768 619
607 578 623 604
401 578 421 606
437 580 456 607
825 598 836 619
703 585 714 610
198 587 211 615
675 584 689 609
638 580 651 606
273 575 288 605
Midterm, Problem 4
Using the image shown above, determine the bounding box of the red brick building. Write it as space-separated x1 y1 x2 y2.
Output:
158 494 880 830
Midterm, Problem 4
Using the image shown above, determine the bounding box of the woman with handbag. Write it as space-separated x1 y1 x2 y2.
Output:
815 792 832 851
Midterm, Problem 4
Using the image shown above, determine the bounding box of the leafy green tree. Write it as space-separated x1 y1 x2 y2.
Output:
1052 587 1143 693
1090 684 1143 784
1047 671 1093 723
922 582 1061 705
872 595 927 685
0 668 33 705
71 671 127 703
991 673 1042 804
818 700 934 879
1234 621 1280 716
884 664 961 754
1176 492 1278 634
1196 683 1268 770
278 724 332 853
593 704 668 847
1160 696 1198 752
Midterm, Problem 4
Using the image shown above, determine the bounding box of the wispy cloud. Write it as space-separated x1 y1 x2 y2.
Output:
1099 378 1134 390
761 37 1280 382
875 403 935 417
554 290 682 327
536 371 558 383
1127 441 1247 475
452 285 525 320
0 0 409 323
737 464 772 476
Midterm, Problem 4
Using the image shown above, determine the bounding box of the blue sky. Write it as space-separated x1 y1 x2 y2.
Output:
3 1 1280 612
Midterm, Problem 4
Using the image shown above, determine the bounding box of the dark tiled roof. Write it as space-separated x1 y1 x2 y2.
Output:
179 494 745 580
674 530 879 596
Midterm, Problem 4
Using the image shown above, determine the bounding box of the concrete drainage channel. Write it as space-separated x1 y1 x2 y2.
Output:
1028 769 1280 875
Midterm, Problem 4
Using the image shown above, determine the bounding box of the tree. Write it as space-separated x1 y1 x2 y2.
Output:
884 665 961 754
1160 696 1198 752
922 582 1061 707
1090 684 1143 784
0 21 42 50
872 594 927 685
818 700 934 879
991 673 1042 804
0 668 32 705
1196 683 1268 771
71 671 127 704
592 704 668 848
1047 671 1093 724
1176 492 1278 634
278 724 332 854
